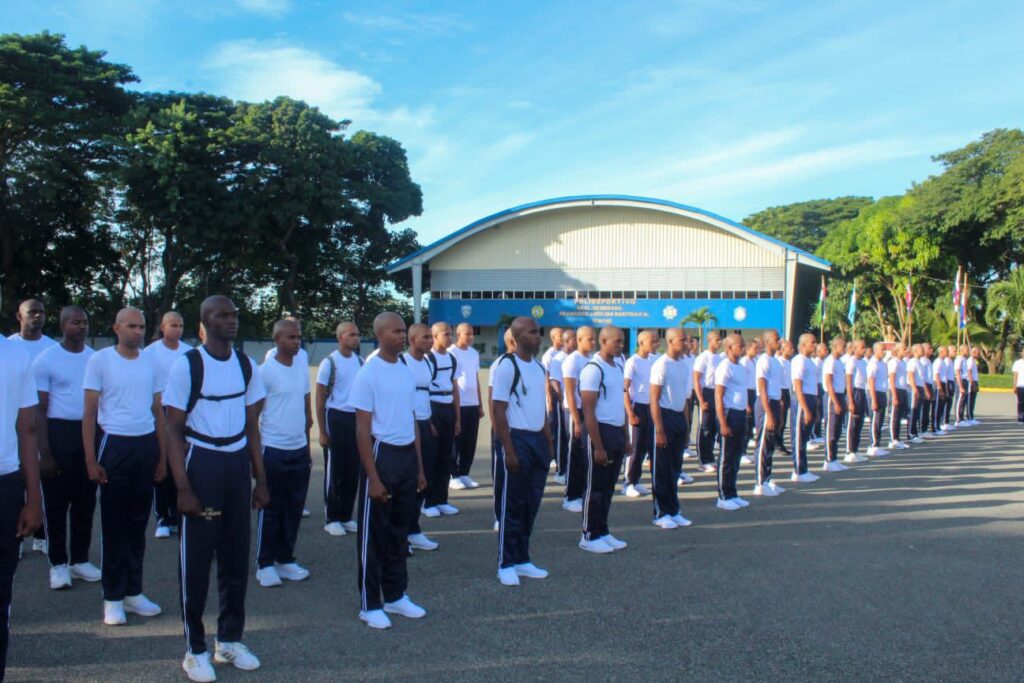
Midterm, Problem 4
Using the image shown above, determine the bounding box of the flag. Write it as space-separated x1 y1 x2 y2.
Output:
905 279 913 313
816 276 827 323
952 266 961 315
959 273 968 329
847 282 857 325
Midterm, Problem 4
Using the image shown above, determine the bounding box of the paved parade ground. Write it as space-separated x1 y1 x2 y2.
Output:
7 392 1024 682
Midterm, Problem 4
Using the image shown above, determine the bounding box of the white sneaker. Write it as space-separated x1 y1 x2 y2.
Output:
274 562 310 582
155 525 171 539
421 506 441 518
383 595 426 619
653 515 678 529
866 446 882 457
182 652 216 682
256 566 282 587
682 449 694 459
562 498 583 513
553 473 566 485
699 464 717 473
897 441 910 449
751 484 777 497
677 472 694 485
739 455 753 465
747 439 757 449
214 641 261 671
822 460 845 472
671 514 693 527
407 533 439 551
32 538 47 554
493 520 500 532
579 537 614 554
436 503 460 516
791 472 818 483
911 437 925 444
600 534 627 550
460 476 480 489
301 508 311 518
920 432 936 440
766 480 786 494
624 484 645 498
970 419 981 426
124 593 161 616
941 423 955 431
716 498 740 511
70 562 101 582
497 566 520 586
732 496 750 507
514 562 549 579
342 520 358 533
844 452 867 463
806 442 821 452
49 564 72 590
633 483 651 495
324 521 347 536
103 600 126 625
359 609 392 630
448 477 467 490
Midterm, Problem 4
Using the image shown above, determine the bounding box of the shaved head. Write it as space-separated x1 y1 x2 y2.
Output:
113 307 145 350
373 312 407 357
510 316 541 356
665 328 683 343
456 322 473 334
272 318 300 339
336 321 357 338
161 311 183 326
60 305 87 326
374 312 404 337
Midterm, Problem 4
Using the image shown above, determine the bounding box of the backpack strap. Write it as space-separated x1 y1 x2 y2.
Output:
427 351 454 397
583 360 607 399
325 353 337 396
183 348 252 448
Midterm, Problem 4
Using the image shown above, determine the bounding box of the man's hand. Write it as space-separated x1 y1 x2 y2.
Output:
178 489 203 517
251 480 270 510
572 419 582 439
39 452 58 479
478 406 484 419
834 401 842 416
628 412 640 427
765 415 776 432
430 422 438 437
318 432 329 449
721 422 733 438
417 469 427 493
454 419 461 437
872 401 879 413
699 400 709 412
369 478 390 503
655 427 667 448
16 500 42 539
87 461 108 485
802 410 813 426
504 450 520 473
593 447 608 466
153 459 167 483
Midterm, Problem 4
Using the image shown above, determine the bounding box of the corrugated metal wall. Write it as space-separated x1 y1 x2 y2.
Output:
431 267 784 291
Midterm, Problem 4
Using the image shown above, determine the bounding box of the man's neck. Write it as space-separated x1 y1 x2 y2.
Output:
115 343 139 359
203 338 233 358
667 348 682 360
456 341 471 350
61 338 85 353
377 347 399 363
338 345 353 358
408 347 426 361
20 330 42 341
432 346 447 354
274 352 295 367
598 351 615 364
514 348 534 362
162 337 180 350
637 350 650 359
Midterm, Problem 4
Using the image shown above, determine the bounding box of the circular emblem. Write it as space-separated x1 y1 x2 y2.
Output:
662 305 678 321
733 306 747 322
531 305 544 319
460 305 472 319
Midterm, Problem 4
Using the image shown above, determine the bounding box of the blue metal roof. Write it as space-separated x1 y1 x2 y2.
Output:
387 194 832 272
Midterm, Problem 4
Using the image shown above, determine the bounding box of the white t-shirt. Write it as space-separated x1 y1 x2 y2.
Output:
315 350 362 413
579 355 625 426
907 358 926 388
942 357 955 382
348 355 417 446
791 355 819 396
693 350 720 390
714 358 748 411
966 357 979 381
739 355 757 391
491 354 547 431
0 337 38 475
650 354 690 412
83 347 161 436
624 353 655 404
143 339 192 393
561 351 591 410
265 346 309 367
1012 359 1024 387
780 357 793 390
887 358 909 391
847 356 868 391
33 344 94 420
548 350 566 385
404 353 433 421
7 333 57 365
541 345 560 372
258 356 310 450
755 353 782 400
921 357 934 385
163 347 266 452
448 345 481 407
812 356 825 388
426 350 457 405
866 358 889 393
822 355 847 394
954 356 967 380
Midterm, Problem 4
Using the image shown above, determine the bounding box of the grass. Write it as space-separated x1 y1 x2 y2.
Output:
979 374 1014 389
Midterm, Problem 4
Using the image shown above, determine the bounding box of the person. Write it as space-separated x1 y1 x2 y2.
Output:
865 342 890 457
547 329 574 485
163 296 269 681
82 308 165 626
820 338 849 472
954 345 970 426
254 320 313 588
33 306 101 589
264 317 311 519
777 340 794 456
449 323 483 490
966 347 981 425
578 326 629 553
349 312 427 630
887 343 911 450
673 336 696 487
0 332 43 680
403 324 440 551
843 339 869 463
622 329 658 498
752 330 785 496
424 322 460 517
921 343 941 437
1012 349 1024 424
648 328 694 527
714 334 749 510
561 327 594 513
9 298 56 555
931 345 948 435
942 345 957 429
906 344 928 444
541 327 563 371
492 317 553 585
693 332 722 474
811 342 829 447
739 339 759 462
315 322 362 536
488 329 518 530
790 334 821 483
144 311 192 539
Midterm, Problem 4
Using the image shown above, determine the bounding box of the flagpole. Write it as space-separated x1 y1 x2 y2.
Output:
820 275 825 341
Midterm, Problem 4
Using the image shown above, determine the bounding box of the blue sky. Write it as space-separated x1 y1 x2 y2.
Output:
3 0 1023 245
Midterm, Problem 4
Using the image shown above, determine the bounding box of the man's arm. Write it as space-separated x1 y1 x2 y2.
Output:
315 383 330 449
824 371 841 414
414 420 426 492
492 400 519 473
758 377 774 431
846 370 856 412
152 393 167 482
165 407 201 516
888 372 899 406
36 391 56 478
649 384 666 447
624 378 638 426
908 369 919 399
452 380 461 435
82 390 107 484
305 391 313 441
356 409 388 502
16 406 42 538
246 402 269 509
565 377 581 437
793 379 812 424
693 370 706 409
715 384 730 437
868 376 879 412
581 390 606 464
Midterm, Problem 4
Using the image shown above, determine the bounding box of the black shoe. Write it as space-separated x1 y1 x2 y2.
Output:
777 445 791 455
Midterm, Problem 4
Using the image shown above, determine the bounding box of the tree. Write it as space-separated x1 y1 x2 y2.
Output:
743 196 874 254
986 267 1024 371
680 306 717 347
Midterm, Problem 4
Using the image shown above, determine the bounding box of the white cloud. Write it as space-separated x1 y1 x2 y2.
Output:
234 0 291 16
341 12 473 34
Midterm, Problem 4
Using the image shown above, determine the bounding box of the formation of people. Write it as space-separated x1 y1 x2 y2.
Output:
0 296 997 682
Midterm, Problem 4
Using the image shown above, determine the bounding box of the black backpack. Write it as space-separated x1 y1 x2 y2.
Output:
426 351 458 396
494 352 544 406
325 351 364 396
582 358 624 400
183 348 253 448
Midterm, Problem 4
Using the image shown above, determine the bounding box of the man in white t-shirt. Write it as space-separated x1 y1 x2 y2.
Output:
488 329 517 529
404 324 441 551
540 327 563 372
752 330 785 496
714 334 750 510
932 345 950 433
865 342 890 457
547 329 574 484
777 339 794 455
812 343 829 443
350 312 427 630
648 328 694 528
83 308 166 627
255 320 313 588
906 344 928 444
921 343 939 436
843 339 870 462
739 339 760 460
33 306 101 589
315 321 363 536
943 345 957 428
492 317 553 585
790 333 821 483
561 327 594 512
966 347 981 424
1012 348 1024 424
693 332 722 473
449 323 483 491
144 311 191 539
164 296 269 680
0 334 43 680
622 329 659 498
887 344 910 448
821 337 849 472
578 326 628 553
424 322 460 516
954 345 970 426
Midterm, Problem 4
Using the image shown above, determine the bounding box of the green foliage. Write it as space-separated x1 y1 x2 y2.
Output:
743 196 873 254
680 306 717 346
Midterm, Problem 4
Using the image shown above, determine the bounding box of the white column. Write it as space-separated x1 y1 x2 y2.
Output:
412 263 423 323
783 251 798 340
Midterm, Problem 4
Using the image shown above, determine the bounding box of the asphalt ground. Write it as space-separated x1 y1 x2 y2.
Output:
6 391 1024 682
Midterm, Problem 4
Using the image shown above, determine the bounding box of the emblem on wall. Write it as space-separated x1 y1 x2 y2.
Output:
460 305 472 319
662 305 678 321
531 305 544 319
733 306 747 322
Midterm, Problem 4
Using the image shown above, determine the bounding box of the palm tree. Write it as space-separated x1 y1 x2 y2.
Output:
986 267 1024 371
681 306 718 348
929 309 994 347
